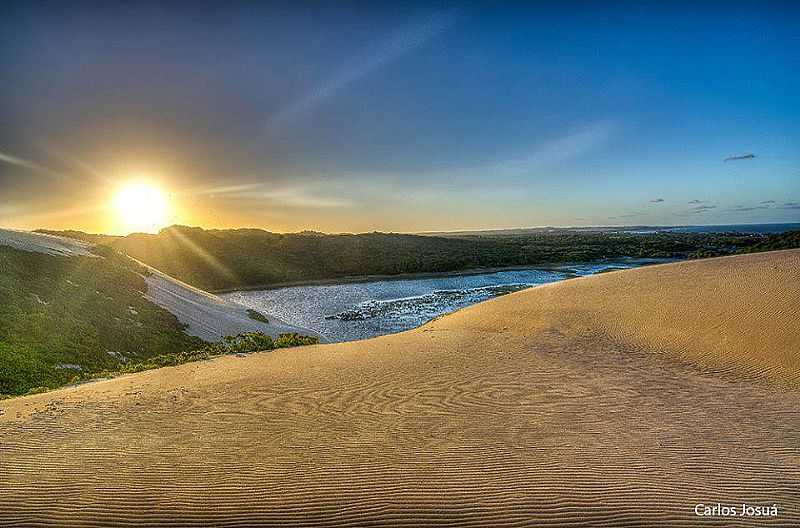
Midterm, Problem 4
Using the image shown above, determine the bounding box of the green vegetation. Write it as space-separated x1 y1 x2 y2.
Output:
685 230 800 258
90 332 317 378
0 243 320 398
738 230 800 254
50 225 789 291
0 245 204 396
246 309 269 324
1 332 318 399
596 266 629 274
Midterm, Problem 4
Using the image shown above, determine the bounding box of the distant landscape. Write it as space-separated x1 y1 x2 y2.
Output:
1 225 795 397
40 225 800 292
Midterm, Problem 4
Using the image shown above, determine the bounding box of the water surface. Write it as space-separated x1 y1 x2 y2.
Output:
222 259 666 343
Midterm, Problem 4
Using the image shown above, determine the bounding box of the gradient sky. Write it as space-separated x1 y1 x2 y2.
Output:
1 1 798 234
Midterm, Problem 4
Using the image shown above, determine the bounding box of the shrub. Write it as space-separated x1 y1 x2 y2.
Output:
275 333 319 348
79 331 318 387
246 309 269 324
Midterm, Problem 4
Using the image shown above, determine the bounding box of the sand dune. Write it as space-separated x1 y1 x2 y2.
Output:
0 229 315 341
1 250 799 526
139 261 320 341
0 228 95 257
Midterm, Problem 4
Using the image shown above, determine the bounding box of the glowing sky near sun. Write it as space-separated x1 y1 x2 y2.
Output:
111 182 169 234
0 1 798 235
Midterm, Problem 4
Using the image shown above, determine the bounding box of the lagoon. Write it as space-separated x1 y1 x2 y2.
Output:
222 258 668 343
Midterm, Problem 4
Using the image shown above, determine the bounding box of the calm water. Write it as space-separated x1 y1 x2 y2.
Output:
664 223 800 234
222 258 667 343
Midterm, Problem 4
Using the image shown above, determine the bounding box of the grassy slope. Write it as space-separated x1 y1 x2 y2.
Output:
0 245 203 396
93 225 781 291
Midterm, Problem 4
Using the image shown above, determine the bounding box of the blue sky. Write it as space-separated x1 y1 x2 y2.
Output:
1 1 798 233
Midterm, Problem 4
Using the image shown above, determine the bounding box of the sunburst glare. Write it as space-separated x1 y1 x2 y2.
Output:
112 182 168 234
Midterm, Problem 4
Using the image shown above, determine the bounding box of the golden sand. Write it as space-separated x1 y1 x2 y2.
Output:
1 250 798 526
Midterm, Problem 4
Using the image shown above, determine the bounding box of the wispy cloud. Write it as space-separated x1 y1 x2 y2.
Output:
36 142 109 184
728 204 771 212
682 205 716 215
378 120 617 194
262 9 458 134
196 182 354 209
0 149 63 179
255 188 354 208
674 203 718 217
498 122 616 174
439 121 616 185
189 183 264 197
727 200 800 211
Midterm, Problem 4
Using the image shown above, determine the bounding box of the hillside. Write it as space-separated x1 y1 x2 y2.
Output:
2 250 798 526
0 243 202 396
0 230 315 396
49 225 786 291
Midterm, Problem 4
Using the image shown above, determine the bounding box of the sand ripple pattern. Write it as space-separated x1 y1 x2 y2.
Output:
1 250 799 526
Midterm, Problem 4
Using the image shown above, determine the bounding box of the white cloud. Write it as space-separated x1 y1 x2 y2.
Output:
0 149 63 179
263 9 458 133
198 182 354 209
483 122 617 178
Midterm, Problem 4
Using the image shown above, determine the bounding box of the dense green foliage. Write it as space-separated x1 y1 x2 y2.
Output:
738 230 800 254
246 309 269 324
90 332 318 378
0 243 321 397
86 225 777 291
685 230 800 258
0 246 204 396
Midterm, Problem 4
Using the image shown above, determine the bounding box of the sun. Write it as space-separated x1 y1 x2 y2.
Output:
112 183 169 233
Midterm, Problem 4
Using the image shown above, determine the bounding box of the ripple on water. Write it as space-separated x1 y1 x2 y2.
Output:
222 260 662 342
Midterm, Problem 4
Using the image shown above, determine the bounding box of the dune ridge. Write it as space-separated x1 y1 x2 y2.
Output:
1 250 799 526
444 248 800 388
0 229 316 343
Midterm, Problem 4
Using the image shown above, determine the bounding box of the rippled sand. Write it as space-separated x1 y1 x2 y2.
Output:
1 250 799 526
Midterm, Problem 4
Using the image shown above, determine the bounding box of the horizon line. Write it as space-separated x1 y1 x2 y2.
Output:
5 220 799 238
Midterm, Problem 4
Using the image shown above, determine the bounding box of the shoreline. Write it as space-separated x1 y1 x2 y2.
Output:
211 258 675 294
128 255 324 342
